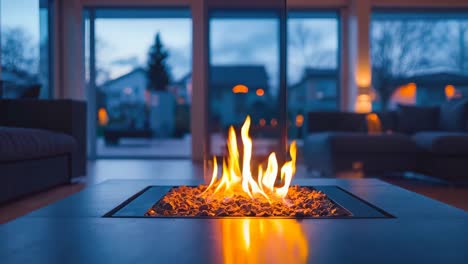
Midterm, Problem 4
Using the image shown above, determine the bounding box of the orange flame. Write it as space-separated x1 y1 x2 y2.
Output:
205 116 297 201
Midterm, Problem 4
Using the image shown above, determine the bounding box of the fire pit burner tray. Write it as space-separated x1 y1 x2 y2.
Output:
104 185 393 219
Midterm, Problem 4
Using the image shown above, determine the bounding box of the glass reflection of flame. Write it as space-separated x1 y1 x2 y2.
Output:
217 219 309 264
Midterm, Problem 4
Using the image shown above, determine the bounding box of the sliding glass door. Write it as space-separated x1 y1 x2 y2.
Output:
85 8 192 158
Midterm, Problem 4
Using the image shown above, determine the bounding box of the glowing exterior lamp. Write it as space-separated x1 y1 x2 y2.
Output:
256 88 265 96
232 84 249 94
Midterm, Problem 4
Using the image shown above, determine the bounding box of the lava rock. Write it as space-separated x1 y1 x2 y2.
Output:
147 185 347 218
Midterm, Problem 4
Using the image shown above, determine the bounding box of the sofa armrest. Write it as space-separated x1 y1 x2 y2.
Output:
0 99 87 177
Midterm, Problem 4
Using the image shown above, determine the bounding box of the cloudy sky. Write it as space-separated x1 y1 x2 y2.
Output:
93 16 337 91
1 0 41 56
1 1 39 38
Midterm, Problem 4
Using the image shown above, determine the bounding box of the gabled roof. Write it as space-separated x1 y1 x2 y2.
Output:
99 65 269 91
100 67 146 88
290 67 337 90
1 69 37 85
210 65 269 89
303 68 338 78
172 72 192 86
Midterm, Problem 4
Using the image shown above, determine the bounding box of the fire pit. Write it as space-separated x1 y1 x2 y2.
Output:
106 116 392 219
144 116 348 217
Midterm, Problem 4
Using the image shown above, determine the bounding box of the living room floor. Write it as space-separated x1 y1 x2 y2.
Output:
1 159 467 224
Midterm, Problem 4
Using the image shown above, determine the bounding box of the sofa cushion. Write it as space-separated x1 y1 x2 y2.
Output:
396 104 439 134
439 99 468 132
0 126 77 162
307 112 367 133
412 132 468 155
305 132 421 154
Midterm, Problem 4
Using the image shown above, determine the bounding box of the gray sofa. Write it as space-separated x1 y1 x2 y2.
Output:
0 99 86 203
304 99 468 182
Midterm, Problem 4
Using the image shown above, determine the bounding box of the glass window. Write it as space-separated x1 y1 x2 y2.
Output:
371 12 468 110
209 11 281 157
287 11 340 142
86 9 192 158
1 0 52 99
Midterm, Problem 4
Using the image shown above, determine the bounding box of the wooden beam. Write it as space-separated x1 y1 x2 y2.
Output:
191 0 208 161
58 0 85 99
347 0 372 112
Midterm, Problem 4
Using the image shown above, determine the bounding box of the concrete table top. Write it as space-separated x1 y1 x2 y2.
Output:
0 178 466 264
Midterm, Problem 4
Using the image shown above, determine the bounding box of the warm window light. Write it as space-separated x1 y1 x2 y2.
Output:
270 118 278 127
98 108 109 126
355 94 372 113
295 114 304 127
232 84 249 94
445 85 456 100
390 83 417 107
256 88 265 96
400 83 417 98
259 118 266 127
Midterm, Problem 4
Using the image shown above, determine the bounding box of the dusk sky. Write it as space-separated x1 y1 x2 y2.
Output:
1 1 39 39
2 1 467 87
1 0 41 57
95 18 193 83
2 1 338 89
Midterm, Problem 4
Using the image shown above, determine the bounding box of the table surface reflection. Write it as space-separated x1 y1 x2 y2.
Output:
0 179 467 264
